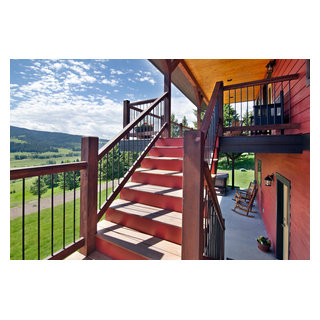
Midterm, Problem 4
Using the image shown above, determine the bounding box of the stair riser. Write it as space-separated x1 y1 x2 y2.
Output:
131 171 182 189
149 147 183 158
106 209 182 245
120 188 182 212
141 158 183 171
156 138 183 147
96 236 148 260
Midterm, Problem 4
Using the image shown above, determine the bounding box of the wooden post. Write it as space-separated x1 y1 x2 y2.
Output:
79 136 98 256
182 130 204 259
179 123 183 137
218 83 224 137
163 70 171 138
123 100 130 139
197 107 202 129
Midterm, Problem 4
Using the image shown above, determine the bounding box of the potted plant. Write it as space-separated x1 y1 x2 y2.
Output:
257 236 271 252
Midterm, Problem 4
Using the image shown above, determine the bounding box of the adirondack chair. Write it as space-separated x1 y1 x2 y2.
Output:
232 186 257 218
233 181 256 203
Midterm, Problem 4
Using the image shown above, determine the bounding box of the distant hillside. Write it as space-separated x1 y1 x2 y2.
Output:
10 126 108 153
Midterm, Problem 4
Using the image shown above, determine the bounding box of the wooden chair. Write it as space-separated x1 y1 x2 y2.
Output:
233 181 256 203
232 186 257 218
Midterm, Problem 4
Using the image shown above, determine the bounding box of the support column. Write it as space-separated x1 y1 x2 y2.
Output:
182 130 204 259
79 136 98 256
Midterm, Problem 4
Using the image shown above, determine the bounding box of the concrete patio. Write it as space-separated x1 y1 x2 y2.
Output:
218 189 276 260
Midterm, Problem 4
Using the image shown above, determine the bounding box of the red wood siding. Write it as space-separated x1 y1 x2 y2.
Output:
272 59 310 135
255 152 310 260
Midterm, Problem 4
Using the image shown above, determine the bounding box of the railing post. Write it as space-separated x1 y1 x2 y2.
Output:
179 123 183 137
79 136 98 256
123 100 130 139
163 71 171 138
218 82 224 137
182 130 204 259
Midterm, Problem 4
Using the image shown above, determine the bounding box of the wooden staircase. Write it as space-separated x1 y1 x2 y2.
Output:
96 138 183 260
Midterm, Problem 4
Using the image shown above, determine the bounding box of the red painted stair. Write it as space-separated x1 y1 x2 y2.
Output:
96 138 184 260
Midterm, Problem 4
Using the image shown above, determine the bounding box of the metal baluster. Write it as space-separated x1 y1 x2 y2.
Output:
228 90 231 126
273 82 276 125
99 160 101 209
106 153 108 200
38 176 40 259
240 88 242 126
112 147 114 192
73 171 76 242
63 172 66 249
51 174 54 256
22 178 25 260
260 85 262 125
246 86 249 126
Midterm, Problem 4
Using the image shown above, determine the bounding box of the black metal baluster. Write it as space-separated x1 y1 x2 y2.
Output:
273 82 276 125
235 89 236 126
73 171 76 243
112 147 114 192
118 142 120 185
106 153 108 200
260 85 262 125
99 160 101 209
246 86 249 126
228 90 231 126
38 176 40 260
22 178 25 260
51 174 54 256
240 88 242 126
63 172 66 249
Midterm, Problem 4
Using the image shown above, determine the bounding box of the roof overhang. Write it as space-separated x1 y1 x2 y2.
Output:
149 59 272 108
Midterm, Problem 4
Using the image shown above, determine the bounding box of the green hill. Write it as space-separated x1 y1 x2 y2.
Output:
10 126 108 153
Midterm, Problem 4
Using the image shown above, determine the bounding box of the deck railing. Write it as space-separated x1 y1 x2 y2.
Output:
10 161 87 260
123 97 192 137
222 74 300 135
96 92 168 222
182 81 225 260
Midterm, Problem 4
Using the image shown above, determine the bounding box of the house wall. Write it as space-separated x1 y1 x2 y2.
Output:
272 59 310 135
255 152 310 260
255 59 310 260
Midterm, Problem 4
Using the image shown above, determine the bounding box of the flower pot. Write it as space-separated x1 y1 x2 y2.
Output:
257 242 270 252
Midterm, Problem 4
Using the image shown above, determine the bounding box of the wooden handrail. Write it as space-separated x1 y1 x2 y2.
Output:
98 91 168 160
10 161 88 180
171 121 192 130
200 81 223 136
129 97 157 107
203 164 225 231
97 123 167 222
46 237 85 260
223 74 299 91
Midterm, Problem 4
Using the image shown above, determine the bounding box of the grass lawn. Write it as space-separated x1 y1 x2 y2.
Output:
10 187 118 260
217 153 255 189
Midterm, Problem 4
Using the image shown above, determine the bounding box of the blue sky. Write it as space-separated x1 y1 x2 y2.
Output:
10 59 196 139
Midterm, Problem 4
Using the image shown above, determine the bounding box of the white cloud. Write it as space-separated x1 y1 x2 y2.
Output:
138 76 155 85
102 78 118 86
171 96 196 127
110 69 124 75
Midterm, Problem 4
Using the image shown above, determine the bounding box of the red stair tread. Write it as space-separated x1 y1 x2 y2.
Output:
108 199 182 227
96 220 181 260
123 182 182 198
134 168 183 177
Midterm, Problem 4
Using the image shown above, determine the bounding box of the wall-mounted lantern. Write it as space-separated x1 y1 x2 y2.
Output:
264 174 274 187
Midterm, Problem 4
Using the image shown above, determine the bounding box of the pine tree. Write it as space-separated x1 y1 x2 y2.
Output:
29 176 48 197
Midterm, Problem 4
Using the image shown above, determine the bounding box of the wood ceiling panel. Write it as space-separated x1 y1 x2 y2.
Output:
184 59 271 102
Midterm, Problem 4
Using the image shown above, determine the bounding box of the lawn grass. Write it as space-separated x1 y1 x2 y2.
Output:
217 153 255 189
10 187 118 260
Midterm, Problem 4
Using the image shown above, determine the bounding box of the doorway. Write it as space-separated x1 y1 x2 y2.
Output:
276 173 291 260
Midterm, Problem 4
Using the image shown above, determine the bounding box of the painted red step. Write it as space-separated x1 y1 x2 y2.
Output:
141 156 183 171
96 220 181 260
155 138 183 147
149 146 183 158
120 182 183 212
106 199 182 244
131 168 183 188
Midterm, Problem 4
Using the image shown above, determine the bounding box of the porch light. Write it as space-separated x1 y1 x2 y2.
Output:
264 174 274 187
